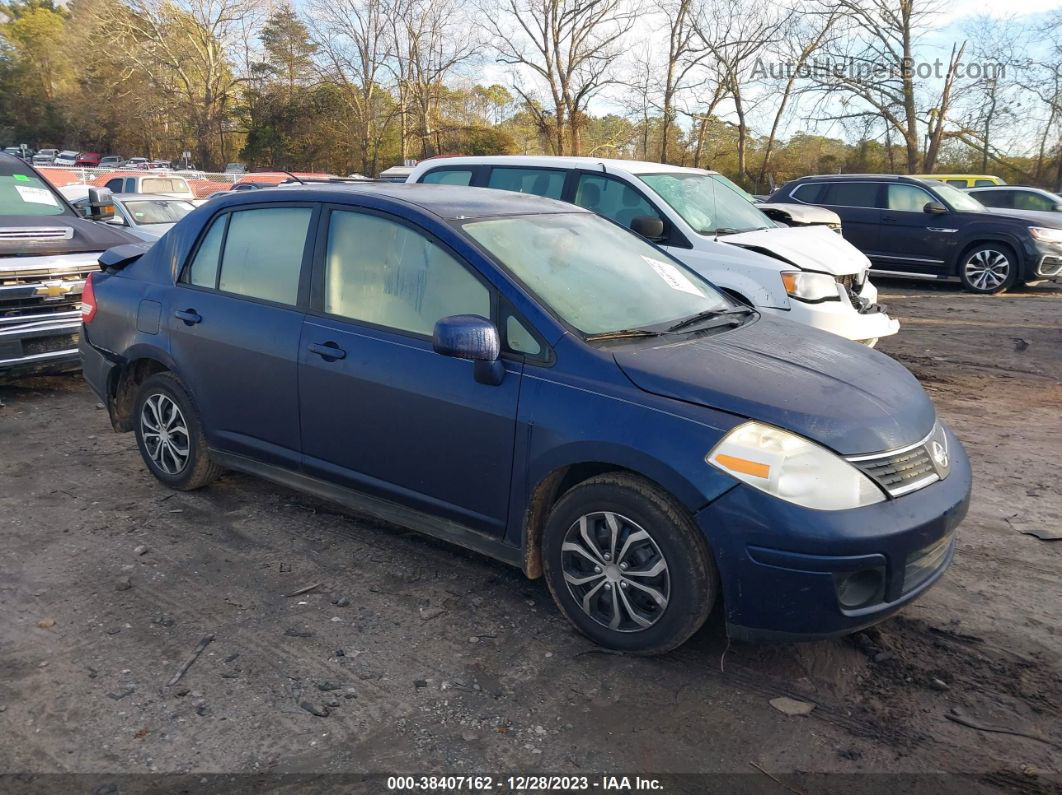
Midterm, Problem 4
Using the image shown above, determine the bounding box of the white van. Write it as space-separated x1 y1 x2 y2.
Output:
406 156 899 344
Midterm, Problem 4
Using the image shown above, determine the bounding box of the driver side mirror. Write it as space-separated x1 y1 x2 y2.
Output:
86 187 116 221
1053 204 1062 213
923 201 948 215
433 315 504 386
631 215 665 241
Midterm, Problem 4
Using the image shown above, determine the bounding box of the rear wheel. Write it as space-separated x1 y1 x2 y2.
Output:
959 244 1017 294
542 473 716 654
133 372 221 490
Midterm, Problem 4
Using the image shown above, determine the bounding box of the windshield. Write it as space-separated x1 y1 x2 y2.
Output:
709 173 759 204
931 182 986 212
462 212 732 336
639 172 773 235
0 173 69 217
122 199 194 225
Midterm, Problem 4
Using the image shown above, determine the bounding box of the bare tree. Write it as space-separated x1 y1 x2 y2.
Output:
309 0 395 175
483 0 637 155
101 0 265 168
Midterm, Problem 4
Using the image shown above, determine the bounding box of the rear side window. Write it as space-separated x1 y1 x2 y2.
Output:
487 167 565 199
822 182 880 208
790 183 824 203
183 207 312 305
887 184 935 212
125 178 136 192
420 169 473 186
573 174 661 231
973 179 996 187
323 210 490 336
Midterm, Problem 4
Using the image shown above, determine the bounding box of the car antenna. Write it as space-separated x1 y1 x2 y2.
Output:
280 170 305 184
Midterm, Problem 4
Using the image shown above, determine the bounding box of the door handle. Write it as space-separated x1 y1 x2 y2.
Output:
308 341 346 360
175 308 202 325
882 214 897 222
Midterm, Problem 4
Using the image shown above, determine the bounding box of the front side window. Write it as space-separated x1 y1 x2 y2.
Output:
463 212 730 336
1013 191 1056 212
887 184 935 212
790 183 825 203
105 178 124 193
821 182 880 208
487 167 565 199
639 172 770 235
574 174 662 232
420 169 473 186
324 210 490 336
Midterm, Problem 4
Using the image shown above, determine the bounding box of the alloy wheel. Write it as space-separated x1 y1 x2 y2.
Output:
560 511 670 632
140 393 190 475
964 249 1010 291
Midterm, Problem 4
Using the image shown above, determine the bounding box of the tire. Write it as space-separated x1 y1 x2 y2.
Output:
959 243 1018 294
133 372 222 491
541 472 717 654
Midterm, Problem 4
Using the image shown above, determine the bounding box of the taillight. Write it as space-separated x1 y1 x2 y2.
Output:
81 271 97 324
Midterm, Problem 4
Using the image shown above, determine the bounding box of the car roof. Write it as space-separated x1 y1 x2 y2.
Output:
788 173 940 187
210 182 588 220
967 185 1047 193
411 154 720 177
113 192 190 201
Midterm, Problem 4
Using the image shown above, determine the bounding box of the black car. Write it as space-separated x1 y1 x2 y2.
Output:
768 174 1062 293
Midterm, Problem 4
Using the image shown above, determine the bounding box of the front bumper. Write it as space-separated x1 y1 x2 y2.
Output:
762 279 899 344
0 312 82 376
695 425 971 641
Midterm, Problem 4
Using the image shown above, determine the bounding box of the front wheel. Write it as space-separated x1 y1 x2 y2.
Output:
542 473 717 654
959 244 1017 294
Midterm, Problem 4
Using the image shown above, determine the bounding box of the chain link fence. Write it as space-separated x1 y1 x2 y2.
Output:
36 165 299 200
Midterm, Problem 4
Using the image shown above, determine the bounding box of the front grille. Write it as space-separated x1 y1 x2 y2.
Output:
0 264 93 319
903 533 954 593
848 423 951 498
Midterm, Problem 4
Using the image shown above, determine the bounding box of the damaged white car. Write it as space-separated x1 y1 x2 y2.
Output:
407 157 898 345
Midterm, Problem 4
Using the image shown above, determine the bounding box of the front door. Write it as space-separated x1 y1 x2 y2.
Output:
167 204 317 467
880 183 955 276
298 207 520 535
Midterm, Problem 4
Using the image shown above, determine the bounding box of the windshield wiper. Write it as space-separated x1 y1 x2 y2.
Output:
702 227 743 236
584 328 661 342
666 306 754 333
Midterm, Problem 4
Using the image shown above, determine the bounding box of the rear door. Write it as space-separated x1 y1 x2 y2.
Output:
297 206 521 535
818 181 882 255
166 203 318 467
880 183 954 276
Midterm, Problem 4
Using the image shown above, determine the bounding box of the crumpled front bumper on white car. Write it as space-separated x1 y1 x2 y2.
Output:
762 277 899 346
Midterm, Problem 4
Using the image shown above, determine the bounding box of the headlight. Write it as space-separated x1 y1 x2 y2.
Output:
1029 226 1062 244
707 421 886 510
780 271 840 302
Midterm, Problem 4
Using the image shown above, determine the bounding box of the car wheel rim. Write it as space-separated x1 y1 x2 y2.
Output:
560 511 670 633
141 393 190 475
964 250 1010 290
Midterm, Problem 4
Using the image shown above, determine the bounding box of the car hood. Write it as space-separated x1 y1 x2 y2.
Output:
755 202 841 226
983 207 1062 226
612 315 934 456
0 215 137 259
127 223 173 241
719 224 870 275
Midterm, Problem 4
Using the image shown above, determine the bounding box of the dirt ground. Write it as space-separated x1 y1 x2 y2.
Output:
1 280 1060 793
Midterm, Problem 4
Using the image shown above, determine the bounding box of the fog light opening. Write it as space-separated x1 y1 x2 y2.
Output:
835 568 884 610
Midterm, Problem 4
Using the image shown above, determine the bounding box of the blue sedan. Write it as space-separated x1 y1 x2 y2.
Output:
78 184 970 652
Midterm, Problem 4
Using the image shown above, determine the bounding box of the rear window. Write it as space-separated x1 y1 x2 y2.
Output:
143 177 189 193
0 173 67 217
822 182 880 208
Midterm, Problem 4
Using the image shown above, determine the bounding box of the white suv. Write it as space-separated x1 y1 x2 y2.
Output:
407 156 899 344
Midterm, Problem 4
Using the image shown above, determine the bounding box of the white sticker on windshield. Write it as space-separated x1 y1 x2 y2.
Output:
642 256 702 296
15 185 58 206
